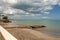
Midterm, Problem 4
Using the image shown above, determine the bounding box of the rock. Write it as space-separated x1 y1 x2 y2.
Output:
3 19 11 23
30 25 46 28
41 25 46 27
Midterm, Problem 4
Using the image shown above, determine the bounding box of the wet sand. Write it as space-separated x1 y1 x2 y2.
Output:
4 28 60 40
0 22 60 40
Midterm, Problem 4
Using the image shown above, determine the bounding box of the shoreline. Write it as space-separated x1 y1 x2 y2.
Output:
33 28 60 38
5 28 60 40
0 22 60 40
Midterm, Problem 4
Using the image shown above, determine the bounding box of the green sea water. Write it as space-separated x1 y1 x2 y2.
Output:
12 20 60 37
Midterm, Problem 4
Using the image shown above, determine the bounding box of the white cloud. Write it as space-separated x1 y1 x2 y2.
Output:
3 0 17 5
35 14 42 16
0 6 3 12
23 0 59 15
0 0 60 19
7 0 17 4
44 12 50 14
26 12 30 15
31 14 35 16
43 6 53 10
41 0 58 5
25 15 29 16
9 14 21 19
58 2 60 6
42 16 49 19
3 8 16 14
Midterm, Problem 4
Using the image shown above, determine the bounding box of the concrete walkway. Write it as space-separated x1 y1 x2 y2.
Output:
0 25 17 40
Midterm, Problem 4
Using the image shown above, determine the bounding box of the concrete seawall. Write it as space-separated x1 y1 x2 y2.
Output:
0 25 17 40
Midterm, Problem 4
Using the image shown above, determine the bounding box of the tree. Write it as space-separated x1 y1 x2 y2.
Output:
0 13 2 20
2 15 11 22
2 15 8 20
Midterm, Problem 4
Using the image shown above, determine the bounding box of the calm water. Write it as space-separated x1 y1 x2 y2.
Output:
12 20 60 37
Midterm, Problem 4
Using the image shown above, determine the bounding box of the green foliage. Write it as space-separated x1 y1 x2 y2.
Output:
2 16 8 20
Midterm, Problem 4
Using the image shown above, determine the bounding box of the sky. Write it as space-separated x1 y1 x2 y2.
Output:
0 0 60 20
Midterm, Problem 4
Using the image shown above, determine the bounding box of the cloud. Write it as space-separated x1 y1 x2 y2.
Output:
58 2 60 6
3 8 16 14
0 0 60 19
42 16 49 19
44 12 50 14
7 0 17 4
12 0 59 14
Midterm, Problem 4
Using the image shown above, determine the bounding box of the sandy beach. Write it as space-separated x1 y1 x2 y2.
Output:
4 28 60 40
0 0 60 40
0 23 60 40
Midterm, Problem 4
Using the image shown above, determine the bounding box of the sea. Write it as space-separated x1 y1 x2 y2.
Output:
11 19 60 37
